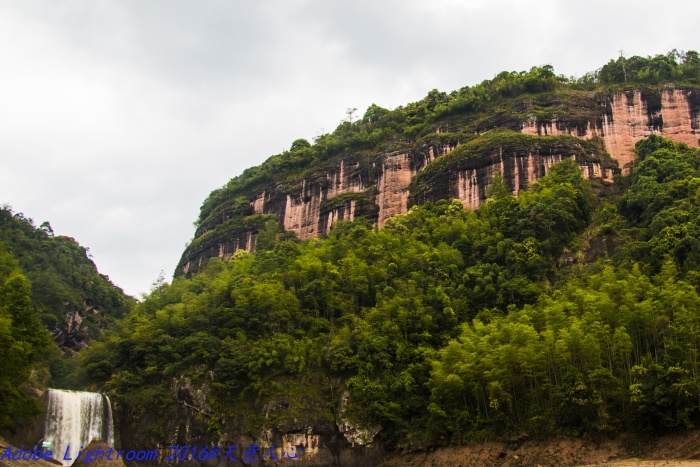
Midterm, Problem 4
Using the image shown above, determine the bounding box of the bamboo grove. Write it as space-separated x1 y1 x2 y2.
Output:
73 135 700 448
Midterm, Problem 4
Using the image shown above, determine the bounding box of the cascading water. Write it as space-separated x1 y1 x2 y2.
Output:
43 389 115 466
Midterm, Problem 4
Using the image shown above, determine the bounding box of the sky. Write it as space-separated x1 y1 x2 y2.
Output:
1 0 698 298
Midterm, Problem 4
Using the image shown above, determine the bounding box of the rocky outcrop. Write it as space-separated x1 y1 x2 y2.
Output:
177 87 699 276
374 141 457 227
49 303 112 353
0 435 60 467
521 88 700 171
113 375 384 467
336 392 381 448
179 214 274 275
71 440 125 467
409 132 615 211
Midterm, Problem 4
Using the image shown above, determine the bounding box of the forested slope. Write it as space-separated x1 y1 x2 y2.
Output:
0 207 135 436
0 207 134 352
177 50 700 276
80 134 700 454
3 50 697 460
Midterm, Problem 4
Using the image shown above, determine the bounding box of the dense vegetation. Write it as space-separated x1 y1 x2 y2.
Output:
5 50 699 447
0 207 135 435
0 246 52 433
80 134 700 448
0 207 134 351
597 50 700 86
193 50 699 237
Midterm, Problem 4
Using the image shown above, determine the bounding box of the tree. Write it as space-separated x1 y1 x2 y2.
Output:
344 107 358 124
290 138 311 152
0 267 52 433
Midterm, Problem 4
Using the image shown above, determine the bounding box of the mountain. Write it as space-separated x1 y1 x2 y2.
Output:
0 207 135 353
65 51 700 465
83 132 700 463
177 51 700 276
0 206 135 433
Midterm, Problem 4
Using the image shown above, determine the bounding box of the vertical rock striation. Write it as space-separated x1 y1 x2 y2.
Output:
520 89 699 171
177 87 699 276
409 132 614 210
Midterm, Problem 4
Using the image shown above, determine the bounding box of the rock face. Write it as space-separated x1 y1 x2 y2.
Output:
408 133 613 211
113 375 384 467
52 305 103 352
0 436 61 467
71 440 125 467
178 87 699 276
521 88 699 171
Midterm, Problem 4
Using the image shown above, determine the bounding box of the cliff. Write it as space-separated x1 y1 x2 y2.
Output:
178 84 699 276
520 87 700 169
113 375 384 467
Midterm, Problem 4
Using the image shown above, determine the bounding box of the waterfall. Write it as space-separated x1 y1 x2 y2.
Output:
43 389 115 466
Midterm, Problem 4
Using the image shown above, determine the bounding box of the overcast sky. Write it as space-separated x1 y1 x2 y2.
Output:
1 0 698 298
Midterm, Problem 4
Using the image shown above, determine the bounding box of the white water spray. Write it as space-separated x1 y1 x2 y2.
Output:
44 389 115 466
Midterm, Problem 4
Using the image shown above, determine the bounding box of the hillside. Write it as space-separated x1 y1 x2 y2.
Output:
0 207 135 353
177 50 700 276
0 206 137 436
12 50 695 465
75 132 700 464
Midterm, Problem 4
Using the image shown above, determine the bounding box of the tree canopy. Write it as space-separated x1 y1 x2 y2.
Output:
79 141 700 447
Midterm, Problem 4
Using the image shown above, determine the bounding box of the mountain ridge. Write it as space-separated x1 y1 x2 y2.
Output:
177 53 700 276
69 50 700 463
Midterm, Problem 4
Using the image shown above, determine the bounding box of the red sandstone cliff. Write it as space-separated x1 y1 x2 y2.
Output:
178 88 699 276
521 89 699 170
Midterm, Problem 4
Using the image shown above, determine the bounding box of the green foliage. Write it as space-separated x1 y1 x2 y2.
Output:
0 207 134 432
290 138 311 152
192 52 696 238
0 249 53 434
617 135 700 274
71 46 700 449
599 50 700 85
0 207 134 337
83 159 601 447
86 135 700 447
429 262 700 438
